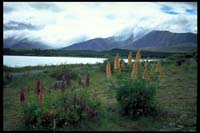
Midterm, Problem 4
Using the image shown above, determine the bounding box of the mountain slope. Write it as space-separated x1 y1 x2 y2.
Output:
4 37 51 49
63 37 125 51
125 30 197 48
63 30 197 52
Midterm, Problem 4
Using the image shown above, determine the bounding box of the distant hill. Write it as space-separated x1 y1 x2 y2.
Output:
3 37 51 49
63 30 197 52
63 37 126 51
125 30 197 48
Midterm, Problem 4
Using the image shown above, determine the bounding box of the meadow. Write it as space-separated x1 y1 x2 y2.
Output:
3 52 197 131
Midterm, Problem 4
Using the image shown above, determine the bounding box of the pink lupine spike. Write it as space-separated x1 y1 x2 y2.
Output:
38 87 44 104
35 80 41 95
20 88 25 103
85 71 90 87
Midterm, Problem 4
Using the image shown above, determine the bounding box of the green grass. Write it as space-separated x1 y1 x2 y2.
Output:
3 57 197 131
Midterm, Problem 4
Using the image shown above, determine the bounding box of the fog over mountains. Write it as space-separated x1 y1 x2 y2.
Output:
3 2 197 51
4 29 197 53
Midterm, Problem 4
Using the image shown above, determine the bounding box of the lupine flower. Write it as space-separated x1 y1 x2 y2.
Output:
135 50 141 63
114 53 120 70
35 80 40 95
131 62 138 80
61 80 65 93
155 61 161 73
65 72 72 87
85 71 90 87
144 60 148 68
20 88 25 103
78 73 82 86
38 87 44 104
142 69 148 80
106 62 112 79
128 51 132 64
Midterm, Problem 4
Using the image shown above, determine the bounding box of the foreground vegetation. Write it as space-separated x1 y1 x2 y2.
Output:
3 53 197 131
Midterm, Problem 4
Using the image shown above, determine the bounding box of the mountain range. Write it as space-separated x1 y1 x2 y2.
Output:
63 30 197 52
3 30 197 52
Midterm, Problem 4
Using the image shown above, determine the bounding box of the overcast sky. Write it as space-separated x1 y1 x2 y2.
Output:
3 2 197 48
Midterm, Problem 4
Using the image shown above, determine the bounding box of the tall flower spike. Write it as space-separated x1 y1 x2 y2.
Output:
35 80 40 95
114 53 120 70
106 62 112 79
131 62 139 80
142 69 148 80
38 87 44 104
65 72 72 87
128 51 132 64
155 61 161 73
20 88 25 103
135 50 141 63
85 71 90 87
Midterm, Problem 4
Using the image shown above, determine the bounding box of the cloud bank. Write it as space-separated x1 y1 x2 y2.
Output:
3 2 197 48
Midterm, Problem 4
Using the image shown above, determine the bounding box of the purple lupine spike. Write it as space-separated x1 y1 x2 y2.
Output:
65 72 72 87
78 73 82 86
20 88 25 103
61 80 65 93
35 80 40 95
85 71 90 87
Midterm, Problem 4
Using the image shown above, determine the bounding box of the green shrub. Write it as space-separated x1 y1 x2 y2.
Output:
22 88 101 130
50 67 77 81
116 79 157 118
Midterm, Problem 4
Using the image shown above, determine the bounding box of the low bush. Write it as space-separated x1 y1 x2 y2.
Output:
22 88 101 130
116 79 157 118
111 51 160 119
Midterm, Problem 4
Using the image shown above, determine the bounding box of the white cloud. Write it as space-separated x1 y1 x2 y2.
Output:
3 2 197 48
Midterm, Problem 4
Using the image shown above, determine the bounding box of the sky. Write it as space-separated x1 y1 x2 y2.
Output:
3 2 197 48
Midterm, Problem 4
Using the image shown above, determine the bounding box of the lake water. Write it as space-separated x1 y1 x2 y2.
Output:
3 55 159 67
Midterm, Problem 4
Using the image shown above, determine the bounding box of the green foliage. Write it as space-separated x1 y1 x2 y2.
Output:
116 79 157 118
3 74 10 85
22 89 101 130
113 61 159 119
3 60 197 131
3 71 13 86
49 66 79 81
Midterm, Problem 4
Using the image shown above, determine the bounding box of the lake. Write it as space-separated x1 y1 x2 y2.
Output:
3 55 159 67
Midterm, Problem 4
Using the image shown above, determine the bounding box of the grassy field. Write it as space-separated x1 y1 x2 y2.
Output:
3 56 197 131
